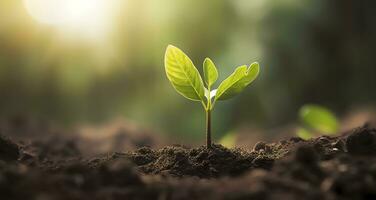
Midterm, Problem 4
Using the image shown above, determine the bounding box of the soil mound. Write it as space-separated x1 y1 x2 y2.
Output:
1 126 376 199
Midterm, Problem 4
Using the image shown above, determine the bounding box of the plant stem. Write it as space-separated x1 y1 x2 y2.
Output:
205 86 212 149
206 107 212 148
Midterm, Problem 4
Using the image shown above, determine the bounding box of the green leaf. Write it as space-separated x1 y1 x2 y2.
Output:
214 62 259 101
299 104 339 134
219 131 237 148
203 58 218 88
164 45 205 101
296 127 314 140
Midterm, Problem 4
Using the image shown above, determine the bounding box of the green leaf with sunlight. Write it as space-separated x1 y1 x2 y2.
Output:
164 45 260 148
214 62 259 102
164 45 205 102
203 58 218 88
299 104 339 134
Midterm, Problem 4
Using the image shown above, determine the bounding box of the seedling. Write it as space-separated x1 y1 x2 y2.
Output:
164 45 260 148
219 132 237 148
296 104 339 139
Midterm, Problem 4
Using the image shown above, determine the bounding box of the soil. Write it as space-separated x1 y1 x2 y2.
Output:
1 125 376 199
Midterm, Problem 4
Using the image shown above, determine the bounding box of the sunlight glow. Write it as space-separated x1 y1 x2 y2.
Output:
23 0 118 40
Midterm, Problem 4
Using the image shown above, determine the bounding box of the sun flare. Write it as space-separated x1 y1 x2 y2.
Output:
23 0 118 39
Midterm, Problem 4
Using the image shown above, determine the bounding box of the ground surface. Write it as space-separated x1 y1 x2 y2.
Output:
1 125 376 200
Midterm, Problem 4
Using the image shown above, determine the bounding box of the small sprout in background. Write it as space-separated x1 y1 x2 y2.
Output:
296 104 339 139
219 131 237 148
164 45 260 148
299 104 339 134
296 127 314 140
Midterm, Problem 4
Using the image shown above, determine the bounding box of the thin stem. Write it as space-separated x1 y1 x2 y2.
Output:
206 108 212 148
201 101 207 110
204 85 212 149
206 86 212 148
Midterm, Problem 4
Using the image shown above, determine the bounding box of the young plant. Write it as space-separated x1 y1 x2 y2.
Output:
296 104 339 140
164 45 260 148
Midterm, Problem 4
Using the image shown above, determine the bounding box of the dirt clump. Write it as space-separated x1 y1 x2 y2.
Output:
91 142 291 178
0 135 19 161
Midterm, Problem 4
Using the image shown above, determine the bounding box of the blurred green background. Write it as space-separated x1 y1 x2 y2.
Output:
1 0 375 142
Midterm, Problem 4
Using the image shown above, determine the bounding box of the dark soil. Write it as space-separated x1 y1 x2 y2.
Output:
1 125 376 199
90 142 285 178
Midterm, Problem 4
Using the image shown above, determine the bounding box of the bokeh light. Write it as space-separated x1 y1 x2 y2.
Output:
23 0 119 40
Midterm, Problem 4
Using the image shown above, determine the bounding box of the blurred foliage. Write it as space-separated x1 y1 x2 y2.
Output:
0 0 375 142
296 127 313 140
299 104 339 134
219 132 237 148
297 104 339 139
